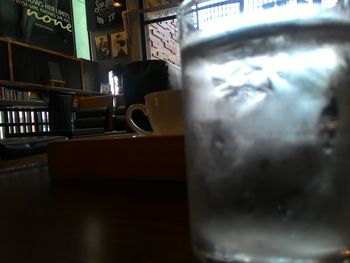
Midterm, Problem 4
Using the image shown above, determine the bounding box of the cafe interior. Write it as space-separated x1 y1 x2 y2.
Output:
0 0 201 262
2 0 348 262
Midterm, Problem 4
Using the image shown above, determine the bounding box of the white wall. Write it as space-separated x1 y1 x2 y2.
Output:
72 0 91 60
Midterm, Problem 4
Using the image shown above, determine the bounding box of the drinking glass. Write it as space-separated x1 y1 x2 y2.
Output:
178 0 350 262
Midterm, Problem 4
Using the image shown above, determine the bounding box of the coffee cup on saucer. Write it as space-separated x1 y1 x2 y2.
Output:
126 89 184 136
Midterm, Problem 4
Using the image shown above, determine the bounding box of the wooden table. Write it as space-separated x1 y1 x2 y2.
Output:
0 165 199 263
47 134 187 180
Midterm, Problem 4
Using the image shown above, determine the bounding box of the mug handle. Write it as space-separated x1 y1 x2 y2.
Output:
126 104 153 136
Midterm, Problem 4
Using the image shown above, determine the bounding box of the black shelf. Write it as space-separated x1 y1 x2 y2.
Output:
0 81 103 96
0 100 47 107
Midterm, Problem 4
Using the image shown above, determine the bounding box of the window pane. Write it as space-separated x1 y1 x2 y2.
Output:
142 0 336 66
144 6 178 20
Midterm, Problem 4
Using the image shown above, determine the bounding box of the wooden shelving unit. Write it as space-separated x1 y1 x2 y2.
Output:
0 81 102 97
0 106 49 139
0 37 83 90
0 38 103 139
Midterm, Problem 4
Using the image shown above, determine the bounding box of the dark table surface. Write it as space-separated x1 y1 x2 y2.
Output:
0 165 198 263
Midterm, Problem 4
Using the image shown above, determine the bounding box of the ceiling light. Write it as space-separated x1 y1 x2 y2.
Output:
113 1 122 7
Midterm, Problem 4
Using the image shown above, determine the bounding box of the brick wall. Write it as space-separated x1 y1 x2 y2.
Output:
146 18 180 66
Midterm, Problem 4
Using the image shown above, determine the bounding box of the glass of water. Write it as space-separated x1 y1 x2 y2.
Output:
178 0 350 262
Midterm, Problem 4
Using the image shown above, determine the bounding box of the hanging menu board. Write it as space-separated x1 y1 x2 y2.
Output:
0 0 75 56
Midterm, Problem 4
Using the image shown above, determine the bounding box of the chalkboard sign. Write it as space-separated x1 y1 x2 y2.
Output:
0 0 75 56
86 0 126 31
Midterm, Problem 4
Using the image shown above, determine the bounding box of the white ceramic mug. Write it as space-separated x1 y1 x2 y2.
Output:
126 89 184 136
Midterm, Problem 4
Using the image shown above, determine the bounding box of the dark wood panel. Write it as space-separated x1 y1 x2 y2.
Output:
81 58 100 92
0 40 10 81
48 135 187 180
